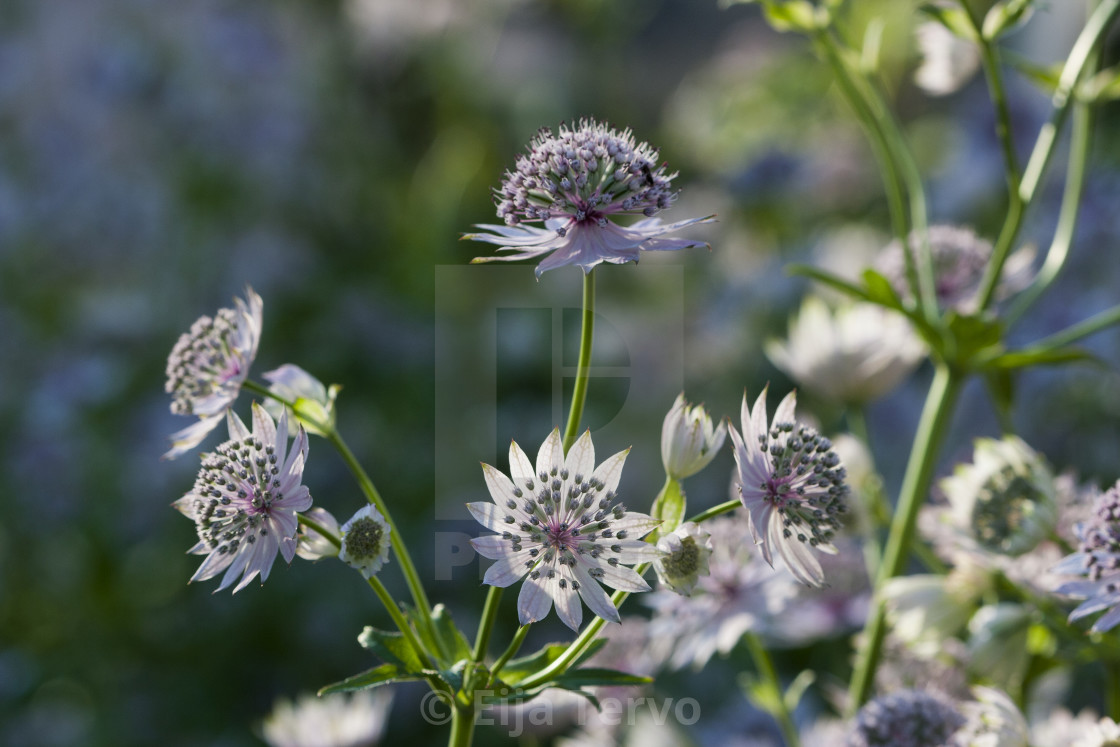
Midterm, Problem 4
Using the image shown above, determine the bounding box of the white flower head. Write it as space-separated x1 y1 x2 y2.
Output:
914 20 981 96
468 428 663 631
296 507 341 561
881 565 990 657
164 286 263 459
765 297 926 404
957 687 1029 747
1071 716 1120 747
1054 480 1120 633
654 521 713 596
940 436 1057 557
465 118 714 277
339 505 392 579
173 403 311 593
261 689 392 747
660 393 727 479
848 689 967 747
966 605 1032 694
263 364 340 438
876 225 1034 314
728 386 849 587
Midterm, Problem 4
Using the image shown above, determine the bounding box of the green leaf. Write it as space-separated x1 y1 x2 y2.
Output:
946 312 1004 365
787 264 874 304
1005 53 1061 92
431 604 473 663
861 269 905 311
740 672 783 715
918 3 978 40
358 627 425 673
650 479 685 538
318 663 422 695
401 603 445 663
983 369 1015 423
1078 66 1120 103
499 639 609 686
553 667 653 689
782 669 816 713
980 346 1099 370
982 0 1034 40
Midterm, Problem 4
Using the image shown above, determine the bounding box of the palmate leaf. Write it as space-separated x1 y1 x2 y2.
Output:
358 627 425 673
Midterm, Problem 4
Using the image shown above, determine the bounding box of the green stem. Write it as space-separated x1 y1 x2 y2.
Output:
976 0 1120 313
562 270 596 453
847 365 962 713
472 587 503 664
745 633 801 747
448 704 475 747
367 575 435 671
325 428 442 659
966 3 1022 193
846 406 885 582
1011 303 1120 353
1007 84 1094 326
686 499 741 525
489 625 530 685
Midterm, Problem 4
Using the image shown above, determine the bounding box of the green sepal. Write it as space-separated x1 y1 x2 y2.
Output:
498 639 609 687
861 268 905 312
317 663 423 695
982 0 1034 40
918 3 978 40
358 626 425 673
438 659 470 694
431 603 473 664
650 478 685 539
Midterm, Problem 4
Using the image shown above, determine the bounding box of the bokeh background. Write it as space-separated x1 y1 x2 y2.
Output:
4 0 1120 744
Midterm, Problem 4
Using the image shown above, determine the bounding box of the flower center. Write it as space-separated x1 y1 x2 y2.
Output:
344 517 385 560
663 537 700 577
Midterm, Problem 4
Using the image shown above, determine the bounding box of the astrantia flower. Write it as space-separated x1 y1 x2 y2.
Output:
848 689 966 747
164 287 263 459
262 364 339 438
646 515 796 669
958 687 1029 747
654 522 713 596
764 297 926 404
468 428 663 631
261 689 392 747
940 436 1057 557
881 564 990 657
339 505 392 579
660 393 727 480
876 225 1033 314
464 118 714 277
1054 481 1120 632
173 403 311 593
729 386 849 587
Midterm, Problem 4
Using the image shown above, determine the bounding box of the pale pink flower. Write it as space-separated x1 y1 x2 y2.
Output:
174 403 311 593
468 428 663 631
465 118 714 277
729 386 849 587
164 287 263 459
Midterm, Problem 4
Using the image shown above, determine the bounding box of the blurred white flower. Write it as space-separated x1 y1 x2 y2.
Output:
297 507 341 561
1031 708 1119 747
765 297 925 404
164 287 262 459
1072 716 1120 747
959 686 1029 747
340 505 392 579
940 436 1057 557
173 404 311 593
729 386 849 586
914 21 981 96
654 521 713 596
261 689 392 747
660 393 727 479
966 605 1031 695
263 364 339 438
881 564 990 657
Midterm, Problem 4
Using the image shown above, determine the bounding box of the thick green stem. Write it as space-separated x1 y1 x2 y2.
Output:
562 270 596 453
687 499 740 525
976 0 1120 312
367 575 435 670
472 587 503 664
448 705 475 747
745 633 801 747
847 365 962 713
